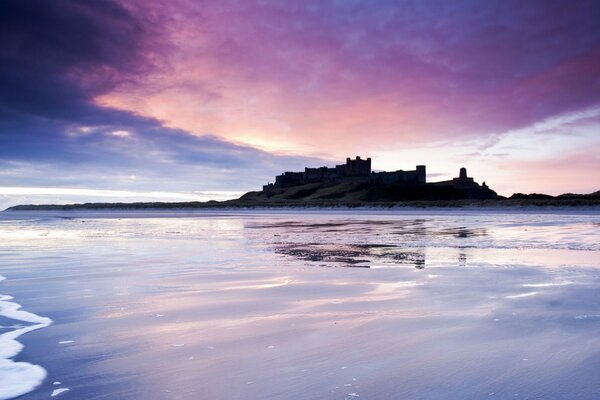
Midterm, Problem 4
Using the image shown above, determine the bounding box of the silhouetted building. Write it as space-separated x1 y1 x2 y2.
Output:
260 158 496 201
432 167 479 188
263 156 427 191
343 156 371 176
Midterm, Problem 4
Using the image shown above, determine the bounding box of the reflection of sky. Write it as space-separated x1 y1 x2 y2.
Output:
1 211 599 399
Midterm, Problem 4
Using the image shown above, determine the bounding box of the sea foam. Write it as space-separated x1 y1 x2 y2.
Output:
0 275 52 400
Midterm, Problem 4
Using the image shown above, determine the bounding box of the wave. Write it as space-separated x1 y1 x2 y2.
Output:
0 275 52 400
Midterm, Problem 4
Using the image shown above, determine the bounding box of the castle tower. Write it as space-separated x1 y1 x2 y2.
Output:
416 165 426 183
459 167 467 180
343 156 371 176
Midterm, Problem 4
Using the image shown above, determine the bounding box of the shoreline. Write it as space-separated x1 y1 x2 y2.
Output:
4 198 600 212
3 205 600 220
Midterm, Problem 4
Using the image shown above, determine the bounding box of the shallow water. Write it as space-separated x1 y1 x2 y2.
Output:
0 209 599 399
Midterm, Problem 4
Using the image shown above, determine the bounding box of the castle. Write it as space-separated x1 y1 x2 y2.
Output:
251 156 496 201
263 156 426 191
262 156 492 192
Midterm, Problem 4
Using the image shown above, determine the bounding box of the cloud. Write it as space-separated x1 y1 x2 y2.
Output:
490 149 600 195
0 0 149 122
0 0 599 198
0 0 328 198
97 0 600 153
0 120 328 192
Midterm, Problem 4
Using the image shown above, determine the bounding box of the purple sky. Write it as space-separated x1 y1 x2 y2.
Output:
1 0 599 206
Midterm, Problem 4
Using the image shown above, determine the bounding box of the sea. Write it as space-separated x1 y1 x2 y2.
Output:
0 208 599 400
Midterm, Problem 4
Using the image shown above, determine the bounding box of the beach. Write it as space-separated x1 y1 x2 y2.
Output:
1 209 599 399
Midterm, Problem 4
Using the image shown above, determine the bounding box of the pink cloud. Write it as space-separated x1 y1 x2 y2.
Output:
94 0 600 192
490 149 600 195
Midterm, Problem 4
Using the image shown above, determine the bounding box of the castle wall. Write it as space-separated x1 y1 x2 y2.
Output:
304 167 323 183
370 166 426 185
371 171 401 185
399 171 418 182
305 167 340 183
267 157 425 189
275 171 304 188
323 168 341 181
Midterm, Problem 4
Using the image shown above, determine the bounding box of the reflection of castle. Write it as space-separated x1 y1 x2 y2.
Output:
262 156 490 193
264 156 425 190
395 249 469 269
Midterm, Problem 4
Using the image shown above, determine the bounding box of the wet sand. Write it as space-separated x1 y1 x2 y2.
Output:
0 209 599 399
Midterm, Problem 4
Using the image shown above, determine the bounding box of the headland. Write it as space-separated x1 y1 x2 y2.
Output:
250 156 496 202
5 157 600 210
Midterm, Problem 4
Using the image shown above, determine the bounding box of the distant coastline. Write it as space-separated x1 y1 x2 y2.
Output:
5 194 600 212
6 156 599 211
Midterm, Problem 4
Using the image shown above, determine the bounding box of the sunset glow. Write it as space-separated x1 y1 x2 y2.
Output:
1 0 599 208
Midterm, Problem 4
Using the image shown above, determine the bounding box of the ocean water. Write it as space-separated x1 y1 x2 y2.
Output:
0 209 599 400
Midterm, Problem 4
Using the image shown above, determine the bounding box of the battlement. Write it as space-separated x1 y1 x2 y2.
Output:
341 156 371 176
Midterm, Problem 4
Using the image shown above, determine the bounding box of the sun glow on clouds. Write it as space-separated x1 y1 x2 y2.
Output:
1 0 600 197
482 107 600 159
88 1 600 194
371 106 600 195
67 127 133 139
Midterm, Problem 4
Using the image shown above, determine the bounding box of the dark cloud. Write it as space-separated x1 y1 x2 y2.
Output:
0 0 325 191
0 0 147 121
187 0 600 133
0 106 325 190
1 0 598 195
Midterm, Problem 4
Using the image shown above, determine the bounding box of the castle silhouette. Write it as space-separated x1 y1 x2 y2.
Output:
262 156 491 196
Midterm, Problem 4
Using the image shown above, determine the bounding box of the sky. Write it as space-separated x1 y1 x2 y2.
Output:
1 0 599 208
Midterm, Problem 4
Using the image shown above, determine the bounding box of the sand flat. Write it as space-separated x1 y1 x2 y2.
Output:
0 209 599 399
